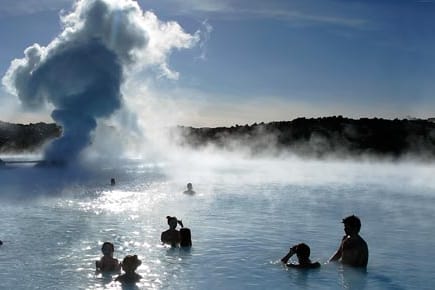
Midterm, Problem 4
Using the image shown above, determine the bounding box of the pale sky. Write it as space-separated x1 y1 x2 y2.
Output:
1 0 434 127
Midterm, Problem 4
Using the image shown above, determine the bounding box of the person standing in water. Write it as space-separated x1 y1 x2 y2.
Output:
96 242 121 272
161 216 181 247
183 183 195 195
281 243 320 269
110 178 116 186
329 215 369 268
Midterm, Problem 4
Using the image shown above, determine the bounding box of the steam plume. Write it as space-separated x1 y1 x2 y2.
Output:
2 0 198 162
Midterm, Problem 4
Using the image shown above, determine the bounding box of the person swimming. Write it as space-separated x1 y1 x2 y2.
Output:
110 178 116 186
329 215 369 268
281 243 321 269
96 242 121 272
115 255 142 284
161 216 181 247
183 183 195 195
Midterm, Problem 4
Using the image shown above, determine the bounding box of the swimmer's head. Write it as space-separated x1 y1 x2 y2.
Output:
342 215 361 235
167 216 178 229
187 183 193 190
294 243 311 260
101 242 115 256
121 255 141 273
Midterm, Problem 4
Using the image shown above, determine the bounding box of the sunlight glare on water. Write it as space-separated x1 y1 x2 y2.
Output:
0 158 434 289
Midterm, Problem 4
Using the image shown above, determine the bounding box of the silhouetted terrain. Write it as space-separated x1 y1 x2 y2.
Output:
0 121 61 152
177 116 435 159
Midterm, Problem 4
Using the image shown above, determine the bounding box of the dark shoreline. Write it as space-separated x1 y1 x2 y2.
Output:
2 116 435 160
176 116 435 160
0 121 61 153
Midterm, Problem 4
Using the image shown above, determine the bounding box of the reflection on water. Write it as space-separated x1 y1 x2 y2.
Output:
0 160 434 289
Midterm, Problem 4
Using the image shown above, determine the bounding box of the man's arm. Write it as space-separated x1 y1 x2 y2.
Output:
329 236 346 262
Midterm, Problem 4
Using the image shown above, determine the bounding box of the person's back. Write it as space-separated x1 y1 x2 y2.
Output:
341 234 368 267
180 227 192 247
116 255 142 284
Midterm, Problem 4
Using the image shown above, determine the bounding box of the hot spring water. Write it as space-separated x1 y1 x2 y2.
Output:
0 157 434 289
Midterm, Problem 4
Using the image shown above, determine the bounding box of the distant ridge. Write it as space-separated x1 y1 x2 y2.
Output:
0 121 61 152
176 116 435 159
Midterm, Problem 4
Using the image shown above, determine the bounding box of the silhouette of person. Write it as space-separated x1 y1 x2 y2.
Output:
0 240 3 245
281 243 320 269
177 220 192 247
115 255 142 284
183 183 195 195
96 242 121 272
329 215 369 268
110 178 116 186
161 216 181 247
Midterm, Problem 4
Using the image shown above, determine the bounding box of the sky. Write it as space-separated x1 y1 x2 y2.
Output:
0 0 434 127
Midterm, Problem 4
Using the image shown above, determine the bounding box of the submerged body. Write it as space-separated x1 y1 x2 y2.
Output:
281 243 321 269
330 215 369 268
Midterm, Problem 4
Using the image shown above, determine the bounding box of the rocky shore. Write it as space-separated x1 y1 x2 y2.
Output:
0 121 61 152
177 116 435 159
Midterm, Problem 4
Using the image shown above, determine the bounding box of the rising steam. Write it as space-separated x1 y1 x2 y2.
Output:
2 0 199 163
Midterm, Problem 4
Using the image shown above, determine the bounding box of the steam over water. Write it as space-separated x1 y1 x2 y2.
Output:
0 157 434 290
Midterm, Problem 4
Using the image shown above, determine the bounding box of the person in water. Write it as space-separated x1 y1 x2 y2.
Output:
161 216 181 247
96 242 121 272
329 215 369 268
178 220 192 247
110 178 116 186
281 243 320 269
115 255 142 284
183 183 195 195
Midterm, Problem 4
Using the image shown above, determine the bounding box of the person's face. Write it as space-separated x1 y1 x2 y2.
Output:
344 223 355 235
187 183 192 190
102 244 114 256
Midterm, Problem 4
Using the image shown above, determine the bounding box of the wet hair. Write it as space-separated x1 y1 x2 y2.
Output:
180 228 192 247
121 255 141 272
295 243 310 259
342 215 361 233
187 183 192 189
101 242 115 253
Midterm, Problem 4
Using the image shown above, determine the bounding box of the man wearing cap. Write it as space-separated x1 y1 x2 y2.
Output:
329 215 368 268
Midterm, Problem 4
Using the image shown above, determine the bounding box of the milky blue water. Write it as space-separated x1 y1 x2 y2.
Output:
0 156 434 290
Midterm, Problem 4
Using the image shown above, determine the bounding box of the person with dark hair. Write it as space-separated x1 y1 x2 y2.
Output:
115 255 142 284
110 178 116 186
183 183 195 195
177 220 192 248
161 216 181 247
281 243 320 269
329 215 369 268
96 242 121 272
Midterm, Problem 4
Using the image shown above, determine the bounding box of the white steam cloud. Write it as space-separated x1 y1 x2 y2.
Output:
2 0 199 163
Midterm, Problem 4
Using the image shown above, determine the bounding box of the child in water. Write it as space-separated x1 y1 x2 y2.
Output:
116 255 142 284
281 243 321 269
96 242 121 272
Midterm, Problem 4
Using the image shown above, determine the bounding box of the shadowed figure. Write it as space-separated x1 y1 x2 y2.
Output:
281 243 320 269
96 242 121 272
329 215 369 268
183 183 195 195
116 255 142 284
161 216 181 247
111 178 116 186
